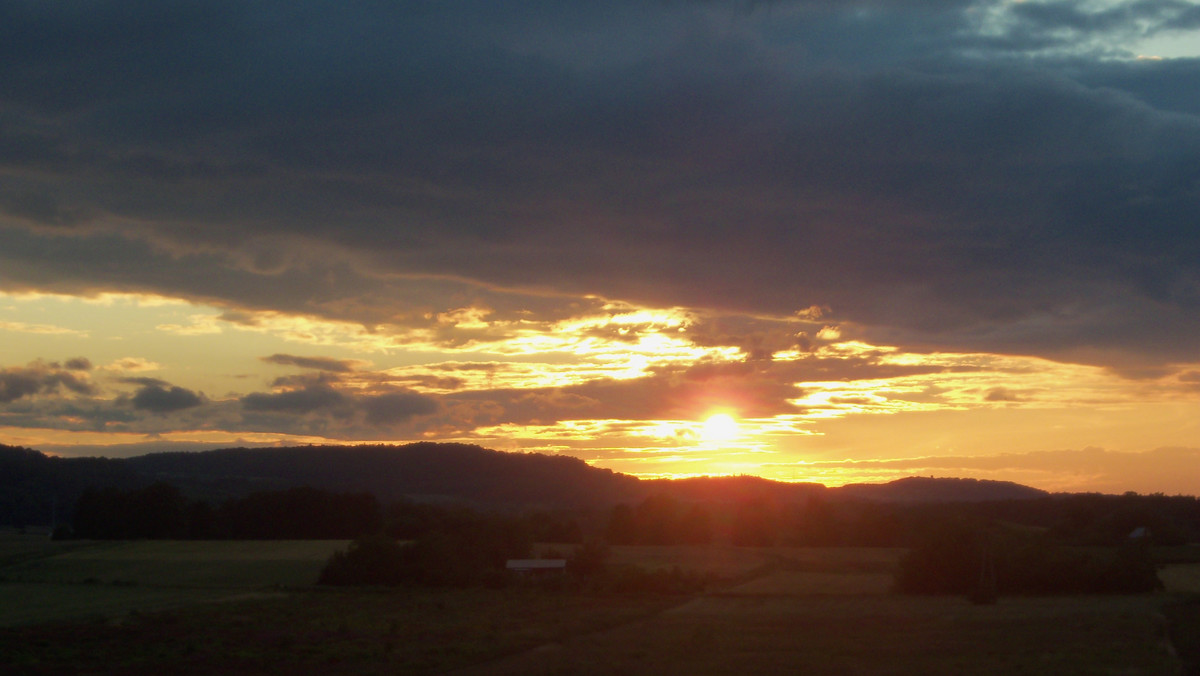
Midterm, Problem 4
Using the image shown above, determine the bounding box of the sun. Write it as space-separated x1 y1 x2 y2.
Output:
701 413 740 443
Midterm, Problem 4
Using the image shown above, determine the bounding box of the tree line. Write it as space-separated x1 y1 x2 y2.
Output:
601 491 1200 548
54 479 1200 551
62 481 586 546
68 484 384 540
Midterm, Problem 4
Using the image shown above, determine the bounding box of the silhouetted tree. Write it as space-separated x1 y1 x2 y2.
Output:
731 499 777 547
71 482 187 539
318 535 409 586
895 518 1161 597
678 504 714 545
319 509 532 587
218 487 382 539
606 503 638 545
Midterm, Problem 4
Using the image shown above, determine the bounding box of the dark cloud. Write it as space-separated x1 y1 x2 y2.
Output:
0 360 97 403
261 354 363 373
362 391 440 426
131 384 204 414
228 378 440 439
984 387 1023 403
0 371 45 404
241 384 348 414
119 377 170 388
0 1 1198 372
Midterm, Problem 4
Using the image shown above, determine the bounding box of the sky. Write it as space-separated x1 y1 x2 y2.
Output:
2 0 1200 495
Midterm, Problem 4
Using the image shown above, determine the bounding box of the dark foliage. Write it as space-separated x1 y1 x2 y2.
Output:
731 498 780 547
71 484 382 540
217 487 382 539
524 510 584 544
317 534 410 586
604 494 714 545
0 444 141 529
895 519 1161 597
318 508 533 587
72 482 189 539
566 539 610 578
1163 597 1200 676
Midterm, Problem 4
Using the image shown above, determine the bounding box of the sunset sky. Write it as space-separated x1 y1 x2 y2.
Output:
3 0 1200 494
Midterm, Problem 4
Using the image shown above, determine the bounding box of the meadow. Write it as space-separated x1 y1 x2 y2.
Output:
0 532 346 628
0 532 1195 674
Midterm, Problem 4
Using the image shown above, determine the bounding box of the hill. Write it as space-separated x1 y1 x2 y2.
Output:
125 442 644 507
835 476 1048 502
2 442 1051 528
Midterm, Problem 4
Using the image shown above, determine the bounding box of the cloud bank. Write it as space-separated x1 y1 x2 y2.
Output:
0 0 1196 370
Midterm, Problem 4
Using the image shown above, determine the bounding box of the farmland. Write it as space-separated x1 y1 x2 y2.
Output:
0 532 1194 674
0 533 343 628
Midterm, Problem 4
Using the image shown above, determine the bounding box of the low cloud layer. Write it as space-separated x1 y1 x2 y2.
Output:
131 384 204 414
0 359 95 404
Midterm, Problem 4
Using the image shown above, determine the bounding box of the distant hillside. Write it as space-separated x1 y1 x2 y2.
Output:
125 443 644 508
2 442 1056 528
0 444 144 527
644 474 828 504
834 476 1048 502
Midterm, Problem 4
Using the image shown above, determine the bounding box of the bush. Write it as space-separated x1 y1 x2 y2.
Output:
317 535 409 586
895 520 1161 598
566 539 609 578
318 512 533 588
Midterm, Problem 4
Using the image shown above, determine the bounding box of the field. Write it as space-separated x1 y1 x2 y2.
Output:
0 533 1192 674
0 533 346 628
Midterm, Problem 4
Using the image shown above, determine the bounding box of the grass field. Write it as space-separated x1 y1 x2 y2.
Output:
0 535 346 628
2 539 346 587
452 594 1177 675
453 547 1179 675
0 536 1190 674
1159 563 1200 594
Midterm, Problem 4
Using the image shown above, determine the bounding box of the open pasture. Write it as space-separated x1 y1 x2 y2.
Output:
452 593 1177 675
0 582 274 628
1159 563 1200 594
452 546 1179 675
0 529 93 567
0 585 677 675
773 546 906 572
600 544 779 580
723 569 894 596
713 547 903 596
1 539 346 588
0 539 1189 674
0 537 347 627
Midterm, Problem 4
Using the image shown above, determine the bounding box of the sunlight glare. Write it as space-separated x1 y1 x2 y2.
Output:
701 413 740 443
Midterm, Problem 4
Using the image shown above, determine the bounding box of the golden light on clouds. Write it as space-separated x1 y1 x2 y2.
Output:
4 287 1200 494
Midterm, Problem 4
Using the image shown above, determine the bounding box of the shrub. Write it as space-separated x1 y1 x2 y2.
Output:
317 535 409 586
318 513 533 588
566 539 609 578
895 520 1161 597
